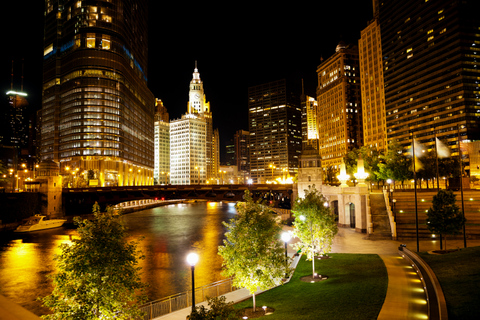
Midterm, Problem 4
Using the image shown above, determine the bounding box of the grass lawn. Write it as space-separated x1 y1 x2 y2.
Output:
234 253 387 320
418 246 480 319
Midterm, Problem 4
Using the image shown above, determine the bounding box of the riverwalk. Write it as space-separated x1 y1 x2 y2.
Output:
155 227 480 320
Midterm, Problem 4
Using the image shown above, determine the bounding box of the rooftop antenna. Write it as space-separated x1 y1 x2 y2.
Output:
10 60 14 91
21 58 24 92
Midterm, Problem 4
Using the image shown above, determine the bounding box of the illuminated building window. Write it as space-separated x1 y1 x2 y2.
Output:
86 33 95 48
102 36 110 50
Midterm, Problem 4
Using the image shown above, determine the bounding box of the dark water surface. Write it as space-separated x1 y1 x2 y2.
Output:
0 201 237 316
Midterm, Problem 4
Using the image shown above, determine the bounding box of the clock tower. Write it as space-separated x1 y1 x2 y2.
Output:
188 61 209 114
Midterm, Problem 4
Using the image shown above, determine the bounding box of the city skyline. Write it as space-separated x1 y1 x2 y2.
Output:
2 1 374 154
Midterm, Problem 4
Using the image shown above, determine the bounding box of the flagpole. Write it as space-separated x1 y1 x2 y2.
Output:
411 130 419 252
457 124 467 248
433 125 440 190
433 125 443 250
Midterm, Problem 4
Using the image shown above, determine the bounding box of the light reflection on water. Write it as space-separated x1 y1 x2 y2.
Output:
0 201 237 316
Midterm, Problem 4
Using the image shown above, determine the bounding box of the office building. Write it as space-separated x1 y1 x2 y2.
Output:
40 0 155 186
234 129 250 181
379 0 480 160
359 18 387 151
169 65 211 185
248 79 302 183
316 43 362 170
154 99 170 184
301 90 319 150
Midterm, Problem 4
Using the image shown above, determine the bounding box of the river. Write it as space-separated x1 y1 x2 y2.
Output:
0 201 237 316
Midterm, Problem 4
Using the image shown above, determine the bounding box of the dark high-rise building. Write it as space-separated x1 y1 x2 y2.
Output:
248 79 302 183
234 129 250 177
379 0 480 157
40 0 155 187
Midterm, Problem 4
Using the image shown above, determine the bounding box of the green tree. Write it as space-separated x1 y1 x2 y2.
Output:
344 146 384 186
42 203 147 319
426 190 466 251
218 191 286 312
377 142 412 187
292 185 338 277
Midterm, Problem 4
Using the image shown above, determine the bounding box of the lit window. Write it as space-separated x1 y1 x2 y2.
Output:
102 37 110 50
428 36 434 41
76 1 81 8
86 34 95 48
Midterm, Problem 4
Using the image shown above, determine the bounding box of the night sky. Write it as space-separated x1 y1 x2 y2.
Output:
3 1 373 160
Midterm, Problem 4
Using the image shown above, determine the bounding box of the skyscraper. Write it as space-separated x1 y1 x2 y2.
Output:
154 99 170 185
379 0 480 159
248 79 302 183
169 65 214 185
316 43 362 170
40 0 155 187
359 18 387 151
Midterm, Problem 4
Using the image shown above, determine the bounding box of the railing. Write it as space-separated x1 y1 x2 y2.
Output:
139 278 235 319
399 245 449 320
383 189 397 240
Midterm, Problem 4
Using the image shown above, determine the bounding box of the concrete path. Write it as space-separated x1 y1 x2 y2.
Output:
154 227 478 320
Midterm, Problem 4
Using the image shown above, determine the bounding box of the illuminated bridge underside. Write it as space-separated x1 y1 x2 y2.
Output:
62 184 293 215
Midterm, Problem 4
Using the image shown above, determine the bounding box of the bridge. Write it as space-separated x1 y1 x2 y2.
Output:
62 184 293 216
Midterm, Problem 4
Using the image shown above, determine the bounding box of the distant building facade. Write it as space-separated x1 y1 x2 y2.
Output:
154 99 170 184
316 43 363 170
248 79 302 183
379 0 480 164
40 0 155 187
359 18 386 151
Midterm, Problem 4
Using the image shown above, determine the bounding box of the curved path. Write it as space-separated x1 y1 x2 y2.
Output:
331 228 428 320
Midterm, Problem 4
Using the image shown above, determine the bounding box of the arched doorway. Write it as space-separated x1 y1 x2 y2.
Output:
345 202 355 228
331 200 339 222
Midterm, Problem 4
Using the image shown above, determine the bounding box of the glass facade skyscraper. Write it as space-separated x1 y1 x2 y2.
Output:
41 0 155 186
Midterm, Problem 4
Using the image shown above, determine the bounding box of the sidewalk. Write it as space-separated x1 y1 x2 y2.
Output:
155 227 479 320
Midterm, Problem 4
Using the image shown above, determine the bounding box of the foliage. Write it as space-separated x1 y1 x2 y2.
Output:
291 185 338 276
426 190 466 250
218 191 287 311
377 141 412 186
41 203 147 319
344 146 383 184
188 296 237 320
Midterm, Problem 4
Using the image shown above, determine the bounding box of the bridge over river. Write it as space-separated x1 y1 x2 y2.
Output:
62 184 293 215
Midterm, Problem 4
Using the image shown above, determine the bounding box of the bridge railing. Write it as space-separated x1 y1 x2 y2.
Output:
139 278 235 319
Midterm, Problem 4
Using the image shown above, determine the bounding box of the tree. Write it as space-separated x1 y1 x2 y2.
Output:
426 190 466 251
218 191 286 312
42 203 147 319
344 146 383 186
291 185 338 277
377 142 412 188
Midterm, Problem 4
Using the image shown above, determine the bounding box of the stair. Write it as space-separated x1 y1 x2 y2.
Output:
369 193 392 240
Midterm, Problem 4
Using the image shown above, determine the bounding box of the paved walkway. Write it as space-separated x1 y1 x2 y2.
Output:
153 227 479 320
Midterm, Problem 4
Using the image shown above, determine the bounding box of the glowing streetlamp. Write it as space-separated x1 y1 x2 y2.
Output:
337 161 350 187
186 253 199 311
353 155 369 187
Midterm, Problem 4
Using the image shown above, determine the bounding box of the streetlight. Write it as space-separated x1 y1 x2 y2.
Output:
281 232 291 278
186 252 199 312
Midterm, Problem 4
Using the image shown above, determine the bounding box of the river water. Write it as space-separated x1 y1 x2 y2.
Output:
0 201 237 316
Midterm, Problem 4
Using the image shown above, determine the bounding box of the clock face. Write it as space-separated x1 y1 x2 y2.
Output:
194 93 200 99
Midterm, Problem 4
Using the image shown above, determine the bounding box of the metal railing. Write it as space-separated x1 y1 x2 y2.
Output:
139 278 235 319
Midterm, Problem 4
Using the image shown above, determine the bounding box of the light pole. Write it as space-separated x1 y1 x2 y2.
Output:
281 232 291 278
186 253 199 312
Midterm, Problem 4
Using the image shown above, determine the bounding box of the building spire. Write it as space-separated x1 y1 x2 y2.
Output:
192 61 201 83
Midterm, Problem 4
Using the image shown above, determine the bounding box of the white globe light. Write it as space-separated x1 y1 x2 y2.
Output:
186 252 199 266
281 232 291 243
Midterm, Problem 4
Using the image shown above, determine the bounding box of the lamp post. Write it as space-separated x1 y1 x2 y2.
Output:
281 232 291 278
186 253 199 312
